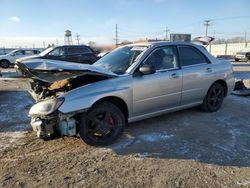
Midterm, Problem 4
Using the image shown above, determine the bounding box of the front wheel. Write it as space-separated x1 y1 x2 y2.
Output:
0 60 10 68
79 102 125 146
201 83 225 112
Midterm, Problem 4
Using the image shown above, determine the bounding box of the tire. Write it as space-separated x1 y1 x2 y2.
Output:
0 60 10 68
201 83 225 112
79 102 125 146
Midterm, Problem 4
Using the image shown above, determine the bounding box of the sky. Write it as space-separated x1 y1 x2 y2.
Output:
0 0 249 48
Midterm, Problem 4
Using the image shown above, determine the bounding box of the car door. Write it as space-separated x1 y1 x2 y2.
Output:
9 50 25 63
66 47 82 63
178 45 215 105
132 46 183 117
24 50 36 57
79 47 96 64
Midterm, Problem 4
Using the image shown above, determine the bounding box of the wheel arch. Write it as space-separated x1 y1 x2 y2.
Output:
0 59 11 63
0 59 11 68
212 79 228 97
91 96 129 122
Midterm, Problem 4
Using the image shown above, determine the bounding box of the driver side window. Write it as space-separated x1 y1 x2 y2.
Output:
14 50 25 56
49 47 65 56
144 46 178 70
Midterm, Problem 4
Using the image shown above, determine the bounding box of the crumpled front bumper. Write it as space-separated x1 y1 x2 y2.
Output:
30 116 57 138
30 113 77 139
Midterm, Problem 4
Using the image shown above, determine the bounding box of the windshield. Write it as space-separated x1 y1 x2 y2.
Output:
94 46 147 74
40 47 54 56
7 49 18 55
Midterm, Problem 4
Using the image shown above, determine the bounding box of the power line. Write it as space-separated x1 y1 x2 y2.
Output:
169 21 202 30
210 15 250 21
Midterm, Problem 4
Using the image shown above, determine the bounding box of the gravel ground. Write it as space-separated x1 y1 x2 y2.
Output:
0 62 250 187
0 91 250 188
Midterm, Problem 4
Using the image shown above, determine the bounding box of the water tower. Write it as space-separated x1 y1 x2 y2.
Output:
64 30 73 45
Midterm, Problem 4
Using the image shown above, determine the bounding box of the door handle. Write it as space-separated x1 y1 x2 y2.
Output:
170 73 179 79
206 68 212 73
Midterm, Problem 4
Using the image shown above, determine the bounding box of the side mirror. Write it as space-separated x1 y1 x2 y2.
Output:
10 53 15 56
139 65 155 75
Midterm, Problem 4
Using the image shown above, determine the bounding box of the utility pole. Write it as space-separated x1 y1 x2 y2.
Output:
245 32 247 48
115 24 119 48
203 20 211 36
164 26 169 40
55 39 59 46
75 33 80 45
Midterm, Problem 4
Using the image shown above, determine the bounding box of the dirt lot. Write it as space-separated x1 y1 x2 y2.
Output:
0 62 250 188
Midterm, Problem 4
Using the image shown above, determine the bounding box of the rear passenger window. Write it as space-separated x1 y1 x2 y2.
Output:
178 46 209 66
24 50 35 55
67 47 91 55
81 47 92 53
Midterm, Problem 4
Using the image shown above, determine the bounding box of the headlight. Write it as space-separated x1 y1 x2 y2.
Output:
29 98 64 116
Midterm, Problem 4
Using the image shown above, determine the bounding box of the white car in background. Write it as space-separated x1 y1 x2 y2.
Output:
0 49 40 68
235 48 250 62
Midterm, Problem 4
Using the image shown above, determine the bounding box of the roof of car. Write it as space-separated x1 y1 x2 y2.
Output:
125 41 199 48
59 45 90 48
13 49 40 51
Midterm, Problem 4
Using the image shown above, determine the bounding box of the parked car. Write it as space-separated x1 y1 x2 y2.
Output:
17 41 235 146
15 45 98 66
0 49 40 68
235 48 250 62
97 51 109 58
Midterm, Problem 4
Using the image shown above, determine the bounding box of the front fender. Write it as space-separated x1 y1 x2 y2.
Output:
58 77 132 115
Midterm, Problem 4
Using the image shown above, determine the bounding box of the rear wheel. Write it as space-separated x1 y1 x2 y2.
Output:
79 102 125 146
201 83 225 112
0 60 10 68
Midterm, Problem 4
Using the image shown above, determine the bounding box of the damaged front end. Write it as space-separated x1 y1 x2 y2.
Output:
16 59 116 102
30 110 78 139
29 97 64 138
17 59 117 139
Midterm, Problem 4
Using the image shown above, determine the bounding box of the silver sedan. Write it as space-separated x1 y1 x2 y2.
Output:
19 41 235 146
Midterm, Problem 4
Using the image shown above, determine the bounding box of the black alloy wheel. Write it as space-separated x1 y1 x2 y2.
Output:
202 83 225 112
0 60 10 68
79 102 125 146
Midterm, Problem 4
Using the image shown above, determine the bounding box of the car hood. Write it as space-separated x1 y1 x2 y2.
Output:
16 55 41 62
0 54 7 58
17 59 117 83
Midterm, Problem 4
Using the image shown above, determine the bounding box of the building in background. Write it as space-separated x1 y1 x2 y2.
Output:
170 33 191 42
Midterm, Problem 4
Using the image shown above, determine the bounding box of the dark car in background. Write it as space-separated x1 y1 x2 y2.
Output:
16 45 98 65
